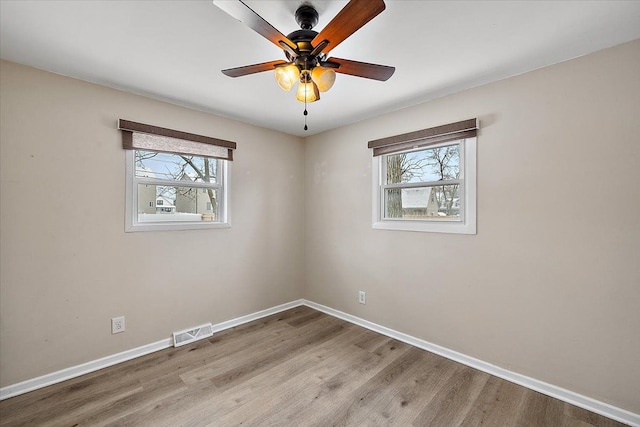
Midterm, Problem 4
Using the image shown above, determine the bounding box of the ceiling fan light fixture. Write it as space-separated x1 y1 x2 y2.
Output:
311 66 336 92
274 63 300 91
214 0 395 128
296 80 320 103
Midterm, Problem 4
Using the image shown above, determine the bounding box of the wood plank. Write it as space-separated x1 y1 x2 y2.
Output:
411 359 489 426
320 346 444 426
460 375 529 426
252 339 413 426
214 331 390 425
517 387 566 426
563 403 628 427
378 351 465 425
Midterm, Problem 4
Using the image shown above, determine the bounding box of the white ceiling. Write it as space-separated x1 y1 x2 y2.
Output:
2 1 639 137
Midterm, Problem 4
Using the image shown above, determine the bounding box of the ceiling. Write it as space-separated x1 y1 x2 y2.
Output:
2 1 640 137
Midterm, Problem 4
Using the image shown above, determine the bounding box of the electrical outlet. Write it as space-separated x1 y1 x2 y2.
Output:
358 291 366 305
112 316 125 334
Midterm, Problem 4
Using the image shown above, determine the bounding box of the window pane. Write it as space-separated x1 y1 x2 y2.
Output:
385 144 460 184
135 150 217 183
137 184 218 222
384 185 460 220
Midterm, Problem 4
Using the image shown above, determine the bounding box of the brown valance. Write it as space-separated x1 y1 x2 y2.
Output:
368 118 478 157
119 119 236 161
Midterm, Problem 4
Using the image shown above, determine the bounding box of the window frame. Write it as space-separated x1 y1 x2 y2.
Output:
125 150 231 232
372 137 476 234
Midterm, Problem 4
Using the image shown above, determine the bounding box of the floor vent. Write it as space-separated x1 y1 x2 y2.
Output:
173 323 214 347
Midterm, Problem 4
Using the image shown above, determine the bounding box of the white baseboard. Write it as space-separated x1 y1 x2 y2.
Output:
0 338 173 401
1 298 637 426
0 299 304 401
209 299 304 334
302 300 640 427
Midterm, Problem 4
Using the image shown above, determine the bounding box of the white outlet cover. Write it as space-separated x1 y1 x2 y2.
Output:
112 316 125 334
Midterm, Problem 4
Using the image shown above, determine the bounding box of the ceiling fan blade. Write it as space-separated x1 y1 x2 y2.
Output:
213 0 297 51
222 60 287 77
311 0 385 55
324 57 395 81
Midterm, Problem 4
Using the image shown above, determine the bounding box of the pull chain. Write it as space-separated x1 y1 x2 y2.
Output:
303 98 309 130
303 60 309 131
303 92 308 131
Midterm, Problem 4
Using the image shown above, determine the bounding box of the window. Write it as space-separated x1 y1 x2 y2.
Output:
370 119 477 234
119 120 236 232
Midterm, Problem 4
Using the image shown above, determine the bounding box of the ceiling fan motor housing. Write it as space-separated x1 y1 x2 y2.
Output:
295 4 319 30
285 4 322 69
285 29 319 66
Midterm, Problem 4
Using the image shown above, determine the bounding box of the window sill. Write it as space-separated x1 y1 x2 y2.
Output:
125 221 231 233
372 220 475 235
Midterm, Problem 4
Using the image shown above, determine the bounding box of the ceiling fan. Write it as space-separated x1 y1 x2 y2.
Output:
212 0 395 130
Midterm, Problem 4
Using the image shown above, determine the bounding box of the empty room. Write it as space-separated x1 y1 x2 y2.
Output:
1 0 639 425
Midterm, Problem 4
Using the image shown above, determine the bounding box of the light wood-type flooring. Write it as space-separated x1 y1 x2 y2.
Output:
0 306 626 426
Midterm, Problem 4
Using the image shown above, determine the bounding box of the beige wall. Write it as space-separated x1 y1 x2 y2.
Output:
304 39 640 413
0 60 305 386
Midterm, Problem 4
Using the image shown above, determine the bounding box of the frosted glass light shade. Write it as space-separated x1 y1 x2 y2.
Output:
274 63 300 91
296 81 320 102
311 66 336 92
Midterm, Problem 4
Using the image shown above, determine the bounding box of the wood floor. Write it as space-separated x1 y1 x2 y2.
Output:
0 306 626 426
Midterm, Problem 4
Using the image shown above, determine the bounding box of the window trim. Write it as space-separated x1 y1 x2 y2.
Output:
372 137 476 234
125 150 231 232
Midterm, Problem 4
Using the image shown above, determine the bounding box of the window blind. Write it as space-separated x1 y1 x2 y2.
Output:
119 119 237 161
368 118 478 157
